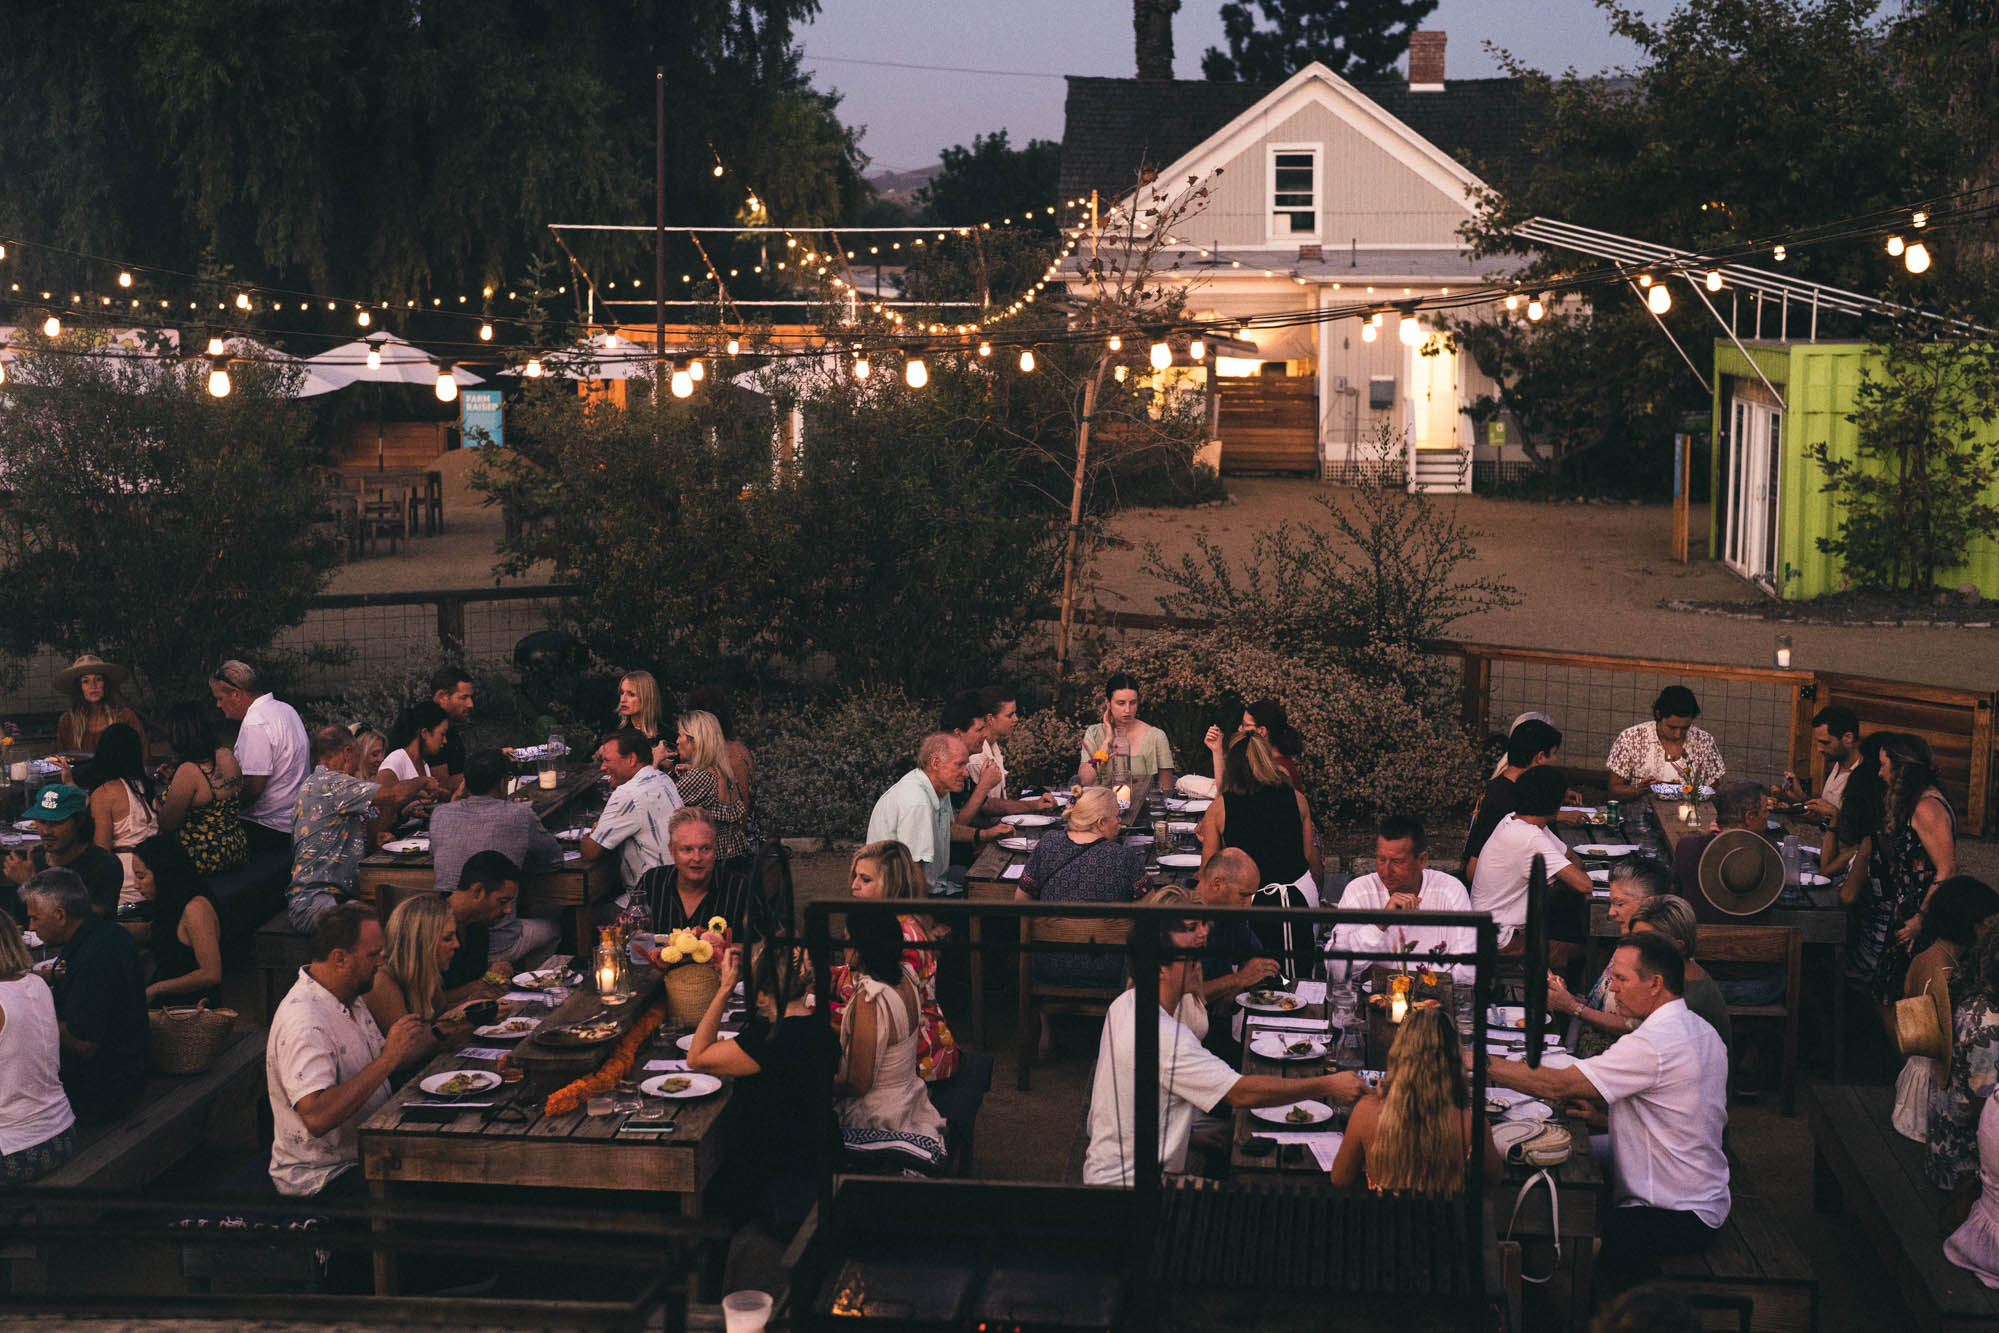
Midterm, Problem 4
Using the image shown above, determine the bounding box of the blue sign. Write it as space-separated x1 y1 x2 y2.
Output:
460 388 503 448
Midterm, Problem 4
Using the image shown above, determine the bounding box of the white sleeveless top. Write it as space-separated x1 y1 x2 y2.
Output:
0 974 77 1155
112 779 160 905
837 970 947 1145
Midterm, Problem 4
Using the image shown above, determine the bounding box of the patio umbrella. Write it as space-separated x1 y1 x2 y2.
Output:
501 330 657 381
298 332 483 469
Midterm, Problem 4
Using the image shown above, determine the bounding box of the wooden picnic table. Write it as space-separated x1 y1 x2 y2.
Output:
1226 994 1603 1329
359 976 736 1295
354 766 617 949
1566 793 1852 1080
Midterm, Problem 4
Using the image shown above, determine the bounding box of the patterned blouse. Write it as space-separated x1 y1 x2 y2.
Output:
672 765 751 861
1928 990 1999 1189
1605 722 1727 787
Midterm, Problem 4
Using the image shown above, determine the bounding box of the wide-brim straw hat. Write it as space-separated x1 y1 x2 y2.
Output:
1697 828 1784 916
56 653 129 690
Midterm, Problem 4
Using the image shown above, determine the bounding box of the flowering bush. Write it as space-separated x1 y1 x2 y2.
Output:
743 685 933 841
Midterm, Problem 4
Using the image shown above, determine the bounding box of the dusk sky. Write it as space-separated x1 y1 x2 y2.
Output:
801 0 1679 173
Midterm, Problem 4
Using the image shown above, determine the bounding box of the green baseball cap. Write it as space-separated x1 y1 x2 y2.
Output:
25 783 88 822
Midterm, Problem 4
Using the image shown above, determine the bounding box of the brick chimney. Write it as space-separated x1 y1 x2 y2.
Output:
1408 31 1445 92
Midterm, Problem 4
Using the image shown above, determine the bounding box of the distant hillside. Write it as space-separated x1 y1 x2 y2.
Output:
868 162 942 208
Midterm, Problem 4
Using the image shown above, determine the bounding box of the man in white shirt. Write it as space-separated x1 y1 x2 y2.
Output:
580 729 683 909
1487 931 1730 1280
1468 767 1593 962
1783 705 1861 824
864 733 965 891
267 903 430 1197
210 659 310 857
1328 814 1477 985
1084 890 1362 1186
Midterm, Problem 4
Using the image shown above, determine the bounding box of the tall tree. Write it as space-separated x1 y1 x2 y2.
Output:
1135 0 1182 78
1201 0 1439 81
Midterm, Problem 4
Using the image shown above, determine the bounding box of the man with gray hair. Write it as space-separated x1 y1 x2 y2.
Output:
21 868 148 1122
209 658 310 857
865 733 967 891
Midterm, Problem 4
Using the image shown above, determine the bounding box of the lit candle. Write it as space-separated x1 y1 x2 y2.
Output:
1775 633 1793 669
538 758 558 790
597 960 620 997
1390 994 1408 1024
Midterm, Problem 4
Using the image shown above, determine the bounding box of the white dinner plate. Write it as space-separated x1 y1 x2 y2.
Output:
1157 852 1201 868
998 836 1036 852
1800 872 1832 887
1488 1004 1526 1028
1573 844 1641 858
473 1016 541 1039
676 1032 697 1051
640 1072 722 1099
513 969 579 991
419 1069 502 1098
1236 990 1308 1013
1251 1099 1333 1126
13 819 40 832
1501 1098 1554 1122
1248 1032 1327 1061
1006 813 1059 828
381 836 430 854
1538 1051 1577 1068
1484 1086 1533 1109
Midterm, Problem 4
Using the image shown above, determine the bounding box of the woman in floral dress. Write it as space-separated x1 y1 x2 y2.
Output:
1872 732 1959 1011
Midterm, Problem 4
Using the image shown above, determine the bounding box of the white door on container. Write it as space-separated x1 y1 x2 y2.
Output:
1409 338 1459 449
1725 398 1781 585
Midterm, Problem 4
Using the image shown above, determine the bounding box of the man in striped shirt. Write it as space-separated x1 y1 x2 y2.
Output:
636 808 772 944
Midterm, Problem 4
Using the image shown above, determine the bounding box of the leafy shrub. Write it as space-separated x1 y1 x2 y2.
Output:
1003 701 1094 793
743 685 933 842
1095 631 1480 829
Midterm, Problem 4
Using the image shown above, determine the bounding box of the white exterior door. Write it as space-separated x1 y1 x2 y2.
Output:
1724 397 1782 586
1409 337 1460 449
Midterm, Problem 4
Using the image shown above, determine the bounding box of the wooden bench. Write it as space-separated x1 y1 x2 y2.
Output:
1807 1081 1999 1331
252 910 313 1024
3 1026 266 1293
1703 923 1803 1115
1652 1173 1818 1332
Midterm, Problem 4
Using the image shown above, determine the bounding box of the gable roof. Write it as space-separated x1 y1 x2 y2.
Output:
1059 72 1537 204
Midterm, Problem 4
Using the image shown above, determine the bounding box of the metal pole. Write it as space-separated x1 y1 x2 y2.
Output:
1131 906 1161 1268
655 65 667 384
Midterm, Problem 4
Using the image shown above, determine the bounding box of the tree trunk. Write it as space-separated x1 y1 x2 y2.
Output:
1056 360 1105 674
1133 0 1179 80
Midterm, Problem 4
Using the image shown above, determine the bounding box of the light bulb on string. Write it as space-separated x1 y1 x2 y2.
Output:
479 323 494 341
1647 283 1672 315
1113 364 1128 382
1149 341 1172 370
1504 293 1519 311
1906 242 1932 274
524 357 543 379
978 341 992 357
205 337 224 357
905 356 928 389
854 354 871 381
1706 270 1724 292
0 362 6 388
235 293 251 310
42 314 60 337
689 359 704 382
357 310 372 327
1019 348 1035 372
367 347 382 370
1398 316 1423 347
1773 245 1786 261
1108 335 1122 351
208 361 231 398
1886 235 1906 257
671 370 694 398
1637 274 1653 288
1913 210 1928 228
117 272 132 288
1189 338 1206 360
726 339 740 356
1526 297 1545 322
435 364 459 403
1361 322 1378 343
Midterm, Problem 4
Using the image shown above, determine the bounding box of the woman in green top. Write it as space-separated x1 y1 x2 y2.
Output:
1077 672 1176 787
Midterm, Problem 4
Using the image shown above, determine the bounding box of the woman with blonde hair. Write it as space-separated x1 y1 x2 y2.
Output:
830 840 959 1080
1017 787 1146 1055
1330 1004 1503 1195
615 671 670 768
1197 733 1321 902
365 894 484 1077
671 709 751 864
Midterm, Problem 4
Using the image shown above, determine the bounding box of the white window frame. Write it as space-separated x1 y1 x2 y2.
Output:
1267 143 1322 243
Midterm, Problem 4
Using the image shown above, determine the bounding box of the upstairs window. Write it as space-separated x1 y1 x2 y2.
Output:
1271 147 1318 236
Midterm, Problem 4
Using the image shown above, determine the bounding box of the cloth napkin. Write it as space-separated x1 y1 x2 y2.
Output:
644 1058 690 1072
1001 862 1026 880
1292 980 1328 1005
1255 1131 1344 1169
1246 1015 1332 1033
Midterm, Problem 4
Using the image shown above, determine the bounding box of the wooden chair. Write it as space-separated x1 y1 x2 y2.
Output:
1700 922 1802 1115
359 490 407 555
423 470 445 534
1017 914 1132 1090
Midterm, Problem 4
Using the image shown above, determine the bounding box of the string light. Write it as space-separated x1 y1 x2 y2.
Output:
904 355 928 389
0 362 6 387
1188 338 1205 360
366 346 382 370
207 360 231 398
1149 341 1171 370
1913 210 1928 228
671 369 694 398
1526 297 1545 321
524 357 543 378
1705 270 1724 292
1018 348 1035 371
1361 321 1378 343
726 338 739 356
1108 335 1122 351
41 314 60 337
1886 235 1905 256
206 337 225 356
688 358 704 382
235 292 250 310
357 309 372 327
1113 364 1127 382
1906 241 1932 274
1773 245 1787 261
977 341 992 357
435 364 458 403
117 271 132 288
1398 315 1423 347
854 354 871 381
1647 283 1672 315
1504 293 1519 311
479 322 494 341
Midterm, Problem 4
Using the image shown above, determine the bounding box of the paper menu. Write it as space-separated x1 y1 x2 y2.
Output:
1001 862 1026 880
1255 1131 1343 1170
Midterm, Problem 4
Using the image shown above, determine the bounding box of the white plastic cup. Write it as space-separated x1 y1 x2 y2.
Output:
8 761 27 783
722 1290 772 1332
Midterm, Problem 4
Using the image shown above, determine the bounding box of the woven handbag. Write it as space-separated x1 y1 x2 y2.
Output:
149 1004 237 1075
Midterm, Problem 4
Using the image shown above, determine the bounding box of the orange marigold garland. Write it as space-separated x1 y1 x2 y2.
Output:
541 999 668 1117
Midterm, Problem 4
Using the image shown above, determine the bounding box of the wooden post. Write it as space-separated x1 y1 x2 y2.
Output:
1671 432 1692 563
1972 696 1994 836
436 596 466 658
1055 192 1103 678
1787 678 1817 787
1459 651 1491 738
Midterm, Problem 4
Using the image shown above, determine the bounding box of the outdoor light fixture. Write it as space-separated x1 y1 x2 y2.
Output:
1647 284 1672 315
904 356 928 389
1018 348 1035 372
1149 341 1172 370
726 338 739 356
1773 245 1787 261
524 357 543 378
1504 293 1519 311
235 292 251 310
1189 338 1206 360
689 359 705 382
117 271 132 288
1114 364 1128 382
1913 210 1928 228
0 362 6 388
671 369 694 398
1887 235 1906 257
1108 335 1122 351
1905 242 1932 274
479 323 494 341
206 337 225 357
435 364 459 403
1638 274 1653 288
207 360 231 398
1361 322 1378 343
42 314 60 337
854 354 871 380
366 346 382 370
1706 270 1724 292
1526 297 1545 321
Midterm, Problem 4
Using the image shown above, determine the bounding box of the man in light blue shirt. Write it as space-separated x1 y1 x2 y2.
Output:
865 733 966 890
580 729 682 907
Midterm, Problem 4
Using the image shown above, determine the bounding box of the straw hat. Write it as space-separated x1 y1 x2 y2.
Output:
1696 828 1784 917
56 653 129 690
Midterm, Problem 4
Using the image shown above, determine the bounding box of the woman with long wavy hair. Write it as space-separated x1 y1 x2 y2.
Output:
671 709 751 863
828 839 959 1081
615 670 670 768
1329 1004 1503 1195
364 894 481 1080
1873 731 1959 1011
